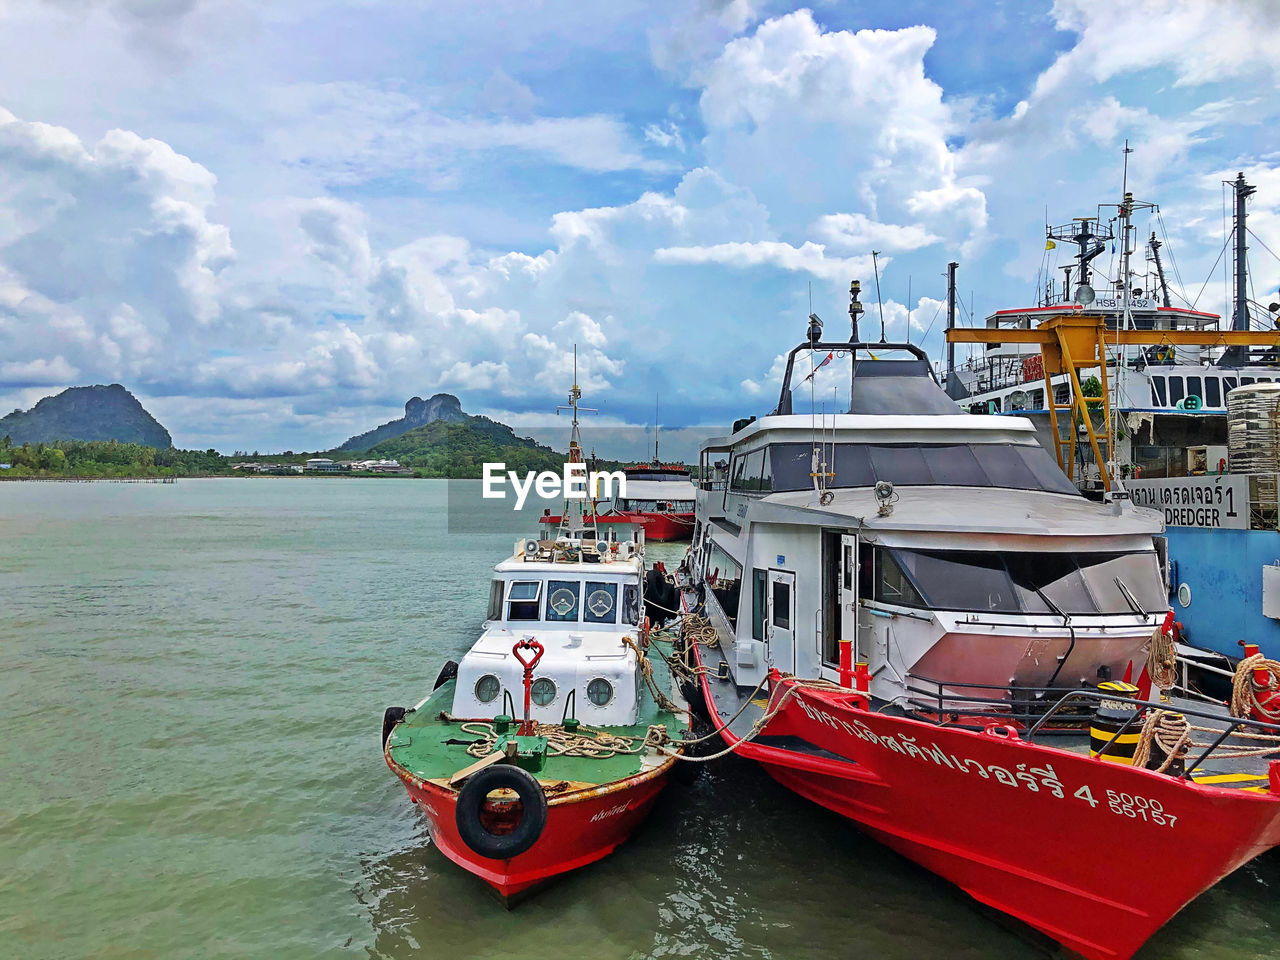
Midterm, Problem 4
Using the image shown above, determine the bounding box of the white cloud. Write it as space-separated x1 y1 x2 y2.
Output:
266 82 668 185
0 354 78 385
814 213 941 253
1044 0 1280 93
655 240 876 281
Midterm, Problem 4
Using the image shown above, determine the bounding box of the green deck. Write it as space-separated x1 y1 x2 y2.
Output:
387 639 683 788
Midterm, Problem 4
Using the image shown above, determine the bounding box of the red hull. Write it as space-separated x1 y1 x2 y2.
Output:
387 757 674 899
609 510 693 542
696 665 1280 959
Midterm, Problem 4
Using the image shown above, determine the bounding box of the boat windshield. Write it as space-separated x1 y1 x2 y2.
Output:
764 442 1078 496
882 548 1166 615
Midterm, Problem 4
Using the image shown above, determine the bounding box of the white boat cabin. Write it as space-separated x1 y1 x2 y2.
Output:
450 537 648 727
692 341 1169 713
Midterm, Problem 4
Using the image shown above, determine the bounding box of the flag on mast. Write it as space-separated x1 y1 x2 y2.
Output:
801 352 834 385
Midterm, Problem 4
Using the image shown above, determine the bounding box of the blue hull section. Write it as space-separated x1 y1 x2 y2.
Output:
1164 527 1280 659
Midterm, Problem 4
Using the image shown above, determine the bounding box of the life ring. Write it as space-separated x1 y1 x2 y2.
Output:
383 706 407 749
433 660 459 690
455 764 548 860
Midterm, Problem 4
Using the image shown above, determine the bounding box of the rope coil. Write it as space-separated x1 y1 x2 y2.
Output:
1230 652 1280 721
1131 710 1190 773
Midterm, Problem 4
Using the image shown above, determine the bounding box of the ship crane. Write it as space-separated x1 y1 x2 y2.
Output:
946 316 1280 491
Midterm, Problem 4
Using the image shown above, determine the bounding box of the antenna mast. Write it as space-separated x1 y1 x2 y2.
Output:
944 261 964 399
1221 171 1257 366
555 344 597 537
872 251 886 342
653 393 659 464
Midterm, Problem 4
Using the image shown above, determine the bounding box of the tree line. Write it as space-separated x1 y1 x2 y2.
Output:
0 438 228 477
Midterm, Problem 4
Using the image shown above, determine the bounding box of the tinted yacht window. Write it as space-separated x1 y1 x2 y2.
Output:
767 442 1075 495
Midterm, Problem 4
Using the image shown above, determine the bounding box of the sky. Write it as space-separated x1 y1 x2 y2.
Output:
2 0 1280 456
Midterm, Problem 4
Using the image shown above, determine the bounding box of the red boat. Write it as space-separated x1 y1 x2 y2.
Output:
681 309 1280 958
384 372 687 902
541 462 696 542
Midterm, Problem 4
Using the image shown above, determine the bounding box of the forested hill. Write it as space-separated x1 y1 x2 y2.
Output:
335 393 468 450
363 417 567 477
0 384 172 447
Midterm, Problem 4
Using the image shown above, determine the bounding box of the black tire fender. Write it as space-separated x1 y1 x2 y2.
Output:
433 660 459 690
383 706 407 749
455 764 548 860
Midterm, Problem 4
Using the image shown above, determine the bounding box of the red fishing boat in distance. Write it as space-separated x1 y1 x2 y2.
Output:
680 299 1280 959
540 462 696 542
383 367 686 902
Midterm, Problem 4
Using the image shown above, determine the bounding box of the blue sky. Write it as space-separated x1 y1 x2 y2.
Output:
1 0 1278 455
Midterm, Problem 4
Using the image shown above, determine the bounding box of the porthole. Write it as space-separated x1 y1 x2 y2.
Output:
1177 583 1192 609
475 674 501 703
587 677 614 706
530 677 556 706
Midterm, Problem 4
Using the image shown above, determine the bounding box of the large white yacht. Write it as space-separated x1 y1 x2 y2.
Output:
683 296 1280 960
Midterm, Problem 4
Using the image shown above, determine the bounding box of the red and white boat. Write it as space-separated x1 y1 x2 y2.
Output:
606 461 696 541
383 375 686 902
681 301 1280 959
540 461 696 542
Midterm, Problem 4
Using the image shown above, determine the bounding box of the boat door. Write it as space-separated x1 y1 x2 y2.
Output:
839 534 858 666
766 569 797 674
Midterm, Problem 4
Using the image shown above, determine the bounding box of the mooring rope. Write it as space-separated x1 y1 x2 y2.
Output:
1147 625 1178 692
1230 652 1280 721
1131 710 1191 773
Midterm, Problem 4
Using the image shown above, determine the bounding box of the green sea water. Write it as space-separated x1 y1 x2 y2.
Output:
2 479 1277 960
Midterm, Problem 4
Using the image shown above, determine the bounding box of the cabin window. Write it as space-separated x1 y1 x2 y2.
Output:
1151 377 1167 406
875 550 925 607
545 580 581 622
751 569 767 640
730 449 768 493
1242 377 1256 386
1205 378 1222 407
1186 376 1203 404
506 581 542 621
622 583 641 625
1030 389 1044 409
771 580 791 630
1223 376 1238 394
705 540 743 629
1168 377 1185 404
766 442 1077 496
758 447 773 493
487 580 504 620
583 581 617 624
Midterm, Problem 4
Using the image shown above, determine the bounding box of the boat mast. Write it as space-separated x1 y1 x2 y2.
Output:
556 344 597 539
653 393 659 465
945 261 966 399
1149 233 1171 308
1222 172 1258 366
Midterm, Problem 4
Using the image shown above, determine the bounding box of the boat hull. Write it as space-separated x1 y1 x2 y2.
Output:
387 754 675 901
610 510 694 542
700 669 1280 960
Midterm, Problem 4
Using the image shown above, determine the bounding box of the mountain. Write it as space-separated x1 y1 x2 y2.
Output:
0 384 172 448
336 393 468 451
364 415 566 478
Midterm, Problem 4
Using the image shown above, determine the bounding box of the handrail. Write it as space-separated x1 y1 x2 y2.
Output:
1024 688 1280 779
775 340 937 416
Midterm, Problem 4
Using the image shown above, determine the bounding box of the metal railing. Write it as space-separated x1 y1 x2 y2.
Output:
906 673 1280 778
903 673 1095 731
1025 688 1280 778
